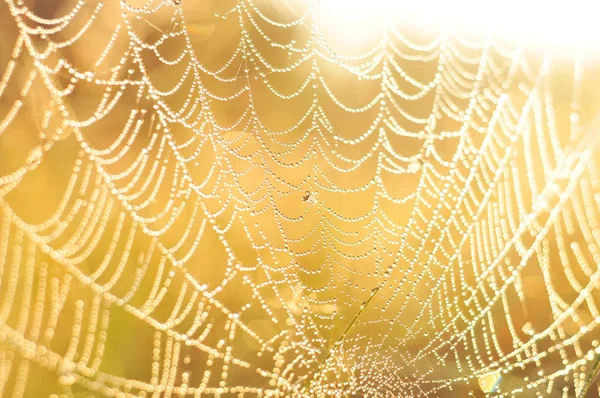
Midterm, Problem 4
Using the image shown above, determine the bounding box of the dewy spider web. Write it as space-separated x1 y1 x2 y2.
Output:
1 0 600 396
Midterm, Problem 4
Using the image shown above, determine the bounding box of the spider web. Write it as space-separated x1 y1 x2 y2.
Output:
1 0 600 397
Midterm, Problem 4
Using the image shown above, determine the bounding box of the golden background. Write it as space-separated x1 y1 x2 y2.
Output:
1 0 600 396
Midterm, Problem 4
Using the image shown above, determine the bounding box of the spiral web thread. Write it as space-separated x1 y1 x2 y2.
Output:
1 0 600 396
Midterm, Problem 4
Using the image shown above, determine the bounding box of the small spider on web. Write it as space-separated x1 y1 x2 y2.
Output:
302 190 318 206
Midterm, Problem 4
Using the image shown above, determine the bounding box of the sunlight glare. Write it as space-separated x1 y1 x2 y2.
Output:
318 0 600 51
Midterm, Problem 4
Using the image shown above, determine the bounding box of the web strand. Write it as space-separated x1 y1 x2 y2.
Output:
0 0 600 397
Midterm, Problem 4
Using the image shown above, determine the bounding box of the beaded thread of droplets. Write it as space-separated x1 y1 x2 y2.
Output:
0 0 599 397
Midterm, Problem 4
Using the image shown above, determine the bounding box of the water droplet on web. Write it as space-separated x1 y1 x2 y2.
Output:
408 159 423 173
570 112 580 123
58 373 76 386
522 321 535 336
478 371 502 393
